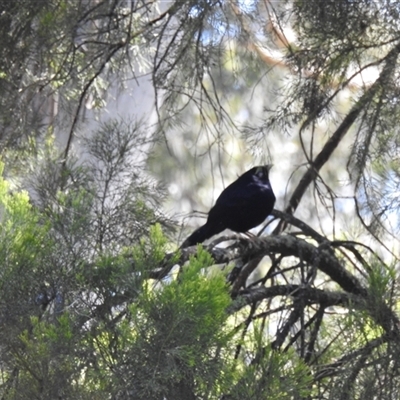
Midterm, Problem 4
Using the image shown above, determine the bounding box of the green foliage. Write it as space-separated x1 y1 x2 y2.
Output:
0 162 50 298
132 223 177 270
0 174 238 399
231 344 312 400
367 262 396 301
106 246 233 399
0 151 177 398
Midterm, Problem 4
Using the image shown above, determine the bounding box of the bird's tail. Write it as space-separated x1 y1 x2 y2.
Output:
181 224 211 248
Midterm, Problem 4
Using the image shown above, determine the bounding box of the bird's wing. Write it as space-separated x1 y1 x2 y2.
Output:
215 180 269 208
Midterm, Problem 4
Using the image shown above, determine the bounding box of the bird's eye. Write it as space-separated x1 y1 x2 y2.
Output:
256 167 265 178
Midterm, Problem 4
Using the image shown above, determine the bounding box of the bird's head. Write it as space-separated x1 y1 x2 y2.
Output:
254 164 273 180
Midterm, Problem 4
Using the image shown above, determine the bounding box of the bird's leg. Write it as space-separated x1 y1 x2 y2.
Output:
243 231 256 238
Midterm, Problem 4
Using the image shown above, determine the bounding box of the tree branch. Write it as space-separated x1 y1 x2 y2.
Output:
274 42 400 232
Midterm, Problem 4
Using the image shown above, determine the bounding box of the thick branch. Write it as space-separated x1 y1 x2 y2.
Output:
227 284 352 314
224 235 366 295
155 234 364 293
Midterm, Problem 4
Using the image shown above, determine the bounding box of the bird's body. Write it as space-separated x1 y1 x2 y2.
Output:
181 165 275 247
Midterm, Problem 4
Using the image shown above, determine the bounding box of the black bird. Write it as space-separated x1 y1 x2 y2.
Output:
181 165 275 248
